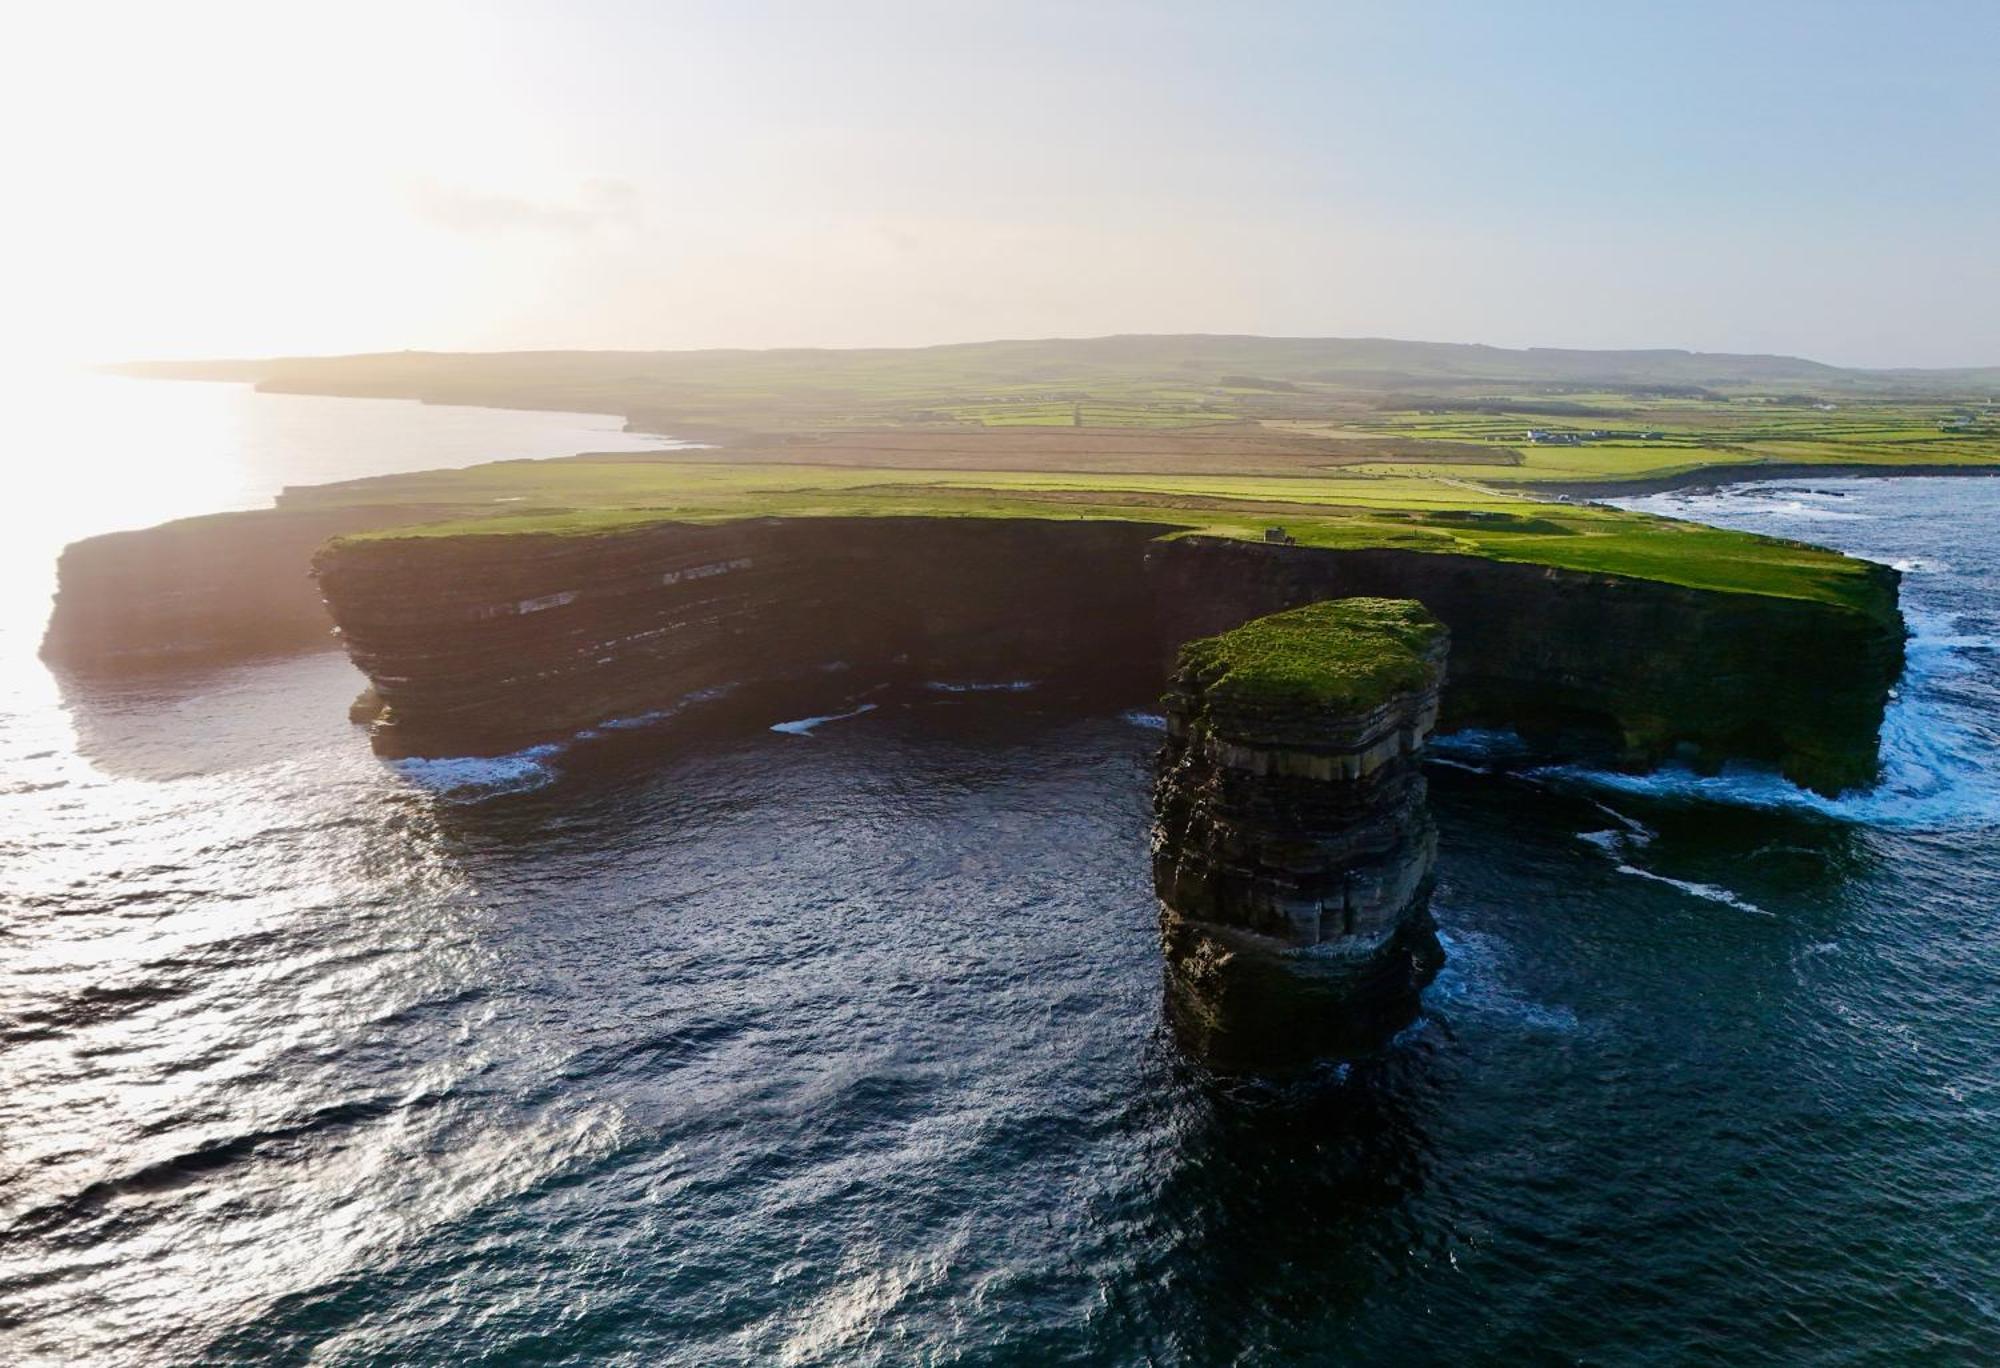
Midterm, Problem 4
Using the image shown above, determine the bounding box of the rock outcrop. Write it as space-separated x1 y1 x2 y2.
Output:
1152 599 1448 1070
1146 536 1902 796
40 506 426 671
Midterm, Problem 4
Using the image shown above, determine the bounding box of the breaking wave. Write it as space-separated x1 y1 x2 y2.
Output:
1432 603 1999 834
1611 864 1771 916
574 685 739 740
388 686 745 800
387 744 564 801
770 702 879 735
1534 611 2000 831
1419 929 1583 1035
1428 728 1534 767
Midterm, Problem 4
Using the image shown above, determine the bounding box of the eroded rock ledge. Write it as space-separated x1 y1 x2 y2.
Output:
1153 600 1448 1070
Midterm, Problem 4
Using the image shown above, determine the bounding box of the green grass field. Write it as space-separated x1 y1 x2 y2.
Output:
286 456 1896 623
1325 395 2000 485
145 334 1993 629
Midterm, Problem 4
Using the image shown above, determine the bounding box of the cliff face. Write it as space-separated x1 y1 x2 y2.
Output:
1147 537 1902 796
307 518 1902 794
1153 600 1448 1069
40 506 423 671
312 518 1174 757
51 504 1901 796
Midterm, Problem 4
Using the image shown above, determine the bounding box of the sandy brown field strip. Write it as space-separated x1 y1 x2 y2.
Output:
577 426 1519 474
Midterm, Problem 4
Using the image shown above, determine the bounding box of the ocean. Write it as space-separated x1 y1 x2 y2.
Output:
2 381 1994 1364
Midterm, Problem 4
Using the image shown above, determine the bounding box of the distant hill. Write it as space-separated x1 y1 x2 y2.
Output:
111 334 2000 437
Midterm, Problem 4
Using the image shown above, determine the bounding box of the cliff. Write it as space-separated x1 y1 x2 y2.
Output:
39 505 426 671
1147 537 1901 795
40 492 1903 798
1152 599 1449 1068
312 518 1175 757
300 517 1903 795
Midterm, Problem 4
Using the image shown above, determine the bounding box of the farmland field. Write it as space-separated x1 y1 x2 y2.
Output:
134 334 1996 619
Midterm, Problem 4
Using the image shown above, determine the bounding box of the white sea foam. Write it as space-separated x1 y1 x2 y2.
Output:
770 703 878 736
1535 606 2000 832
393 685 745 796
388 744 564 801
1589 799 1655 841
1578 808 1766 914
921 680 1039 693
1428 728 1533 765
1763 501 1871 521
1613 863 1770 915
1538 695 1999 830
573 685 739 740
1121 711 1167 731
1426 757 1490 775
576 711 670 739
1419 929 1583 1035
1633 491 1871 523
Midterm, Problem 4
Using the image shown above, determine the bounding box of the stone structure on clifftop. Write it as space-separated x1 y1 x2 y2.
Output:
1152 598 1449 1070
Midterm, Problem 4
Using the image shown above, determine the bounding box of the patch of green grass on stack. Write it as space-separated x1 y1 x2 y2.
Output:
1175 598 1446 729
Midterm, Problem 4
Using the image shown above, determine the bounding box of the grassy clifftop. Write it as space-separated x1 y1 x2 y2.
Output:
1174 599 1447 728
285 454 1898 626
112 333 1962 632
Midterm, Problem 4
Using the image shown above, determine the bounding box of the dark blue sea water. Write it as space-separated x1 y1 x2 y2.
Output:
4 415 1996 1364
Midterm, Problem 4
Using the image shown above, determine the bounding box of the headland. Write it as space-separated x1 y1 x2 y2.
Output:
49 334 1965 796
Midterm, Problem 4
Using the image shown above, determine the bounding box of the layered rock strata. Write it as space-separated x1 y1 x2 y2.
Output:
1152 599 1449 1069
312 518 1175 757
46 506 1902 794
1146 537 1902 795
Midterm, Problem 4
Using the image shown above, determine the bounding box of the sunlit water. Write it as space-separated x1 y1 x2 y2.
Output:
2 392 1996 1364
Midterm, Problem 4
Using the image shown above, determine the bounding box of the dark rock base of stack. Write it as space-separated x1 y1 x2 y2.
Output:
1152 599 1449 1071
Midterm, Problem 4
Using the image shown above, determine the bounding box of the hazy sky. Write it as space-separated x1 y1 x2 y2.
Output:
3 1 1995 367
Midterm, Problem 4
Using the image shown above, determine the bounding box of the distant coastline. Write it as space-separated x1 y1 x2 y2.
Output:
1533 462 2000 500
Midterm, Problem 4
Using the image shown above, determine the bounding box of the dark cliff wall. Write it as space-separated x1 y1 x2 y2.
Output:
314 518 1902 790
58 507 1899 794
313 518 1175 757
40 506 423 671
1152 603 1448 1068
1146 538 1902 795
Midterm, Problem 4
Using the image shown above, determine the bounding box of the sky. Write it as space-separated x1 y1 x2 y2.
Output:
0 0 1995 369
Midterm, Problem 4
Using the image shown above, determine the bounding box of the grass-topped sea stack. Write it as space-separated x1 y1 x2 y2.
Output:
1153 598 1450 1070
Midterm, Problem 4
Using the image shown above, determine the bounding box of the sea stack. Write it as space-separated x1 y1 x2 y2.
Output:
1152 598 1449 1070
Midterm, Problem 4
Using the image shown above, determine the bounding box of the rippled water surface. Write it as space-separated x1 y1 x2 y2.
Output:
3 397 1996 1365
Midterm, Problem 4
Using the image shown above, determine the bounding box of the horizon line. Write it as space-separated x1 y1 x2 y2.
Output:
96 330 2000 376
